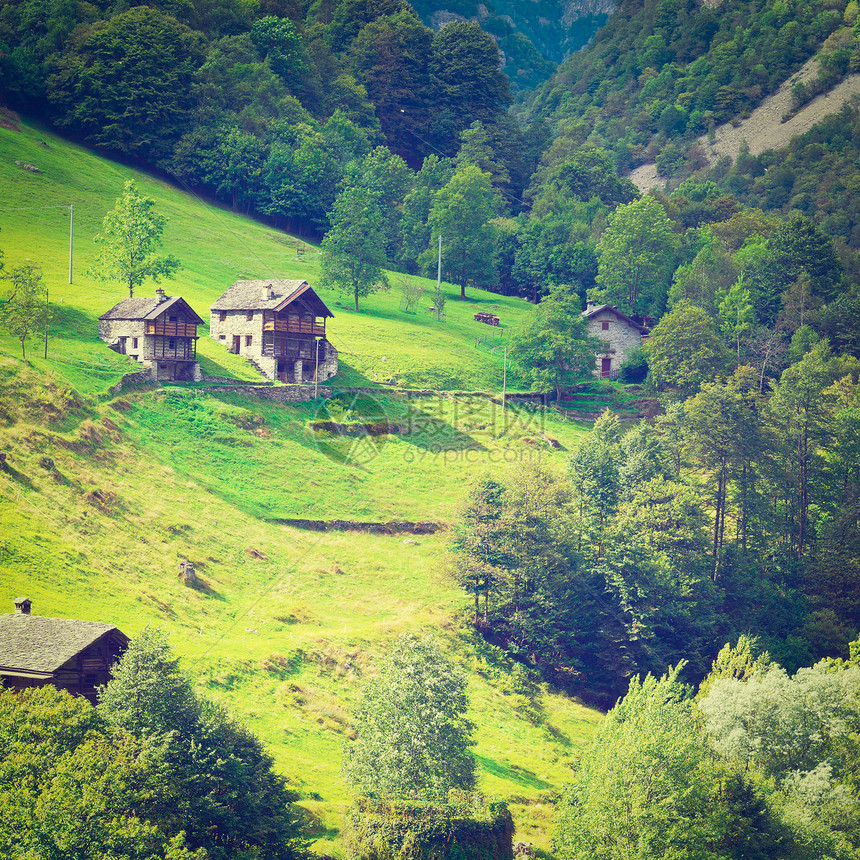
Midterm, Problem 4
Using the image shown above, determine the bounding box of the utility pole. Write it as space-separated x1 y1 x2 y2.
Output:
502 346 507 429
435 234 442 322
68 205 73 284
44 286 49 359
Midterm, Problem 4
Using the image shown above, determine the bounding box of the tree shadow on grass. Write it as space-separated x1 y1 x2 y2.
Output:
473 754 554 790
1 463 34 490
50 304 101 342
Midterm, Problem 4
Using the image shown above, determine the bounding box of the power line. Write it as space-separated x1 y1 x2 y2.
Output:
0 204 72 212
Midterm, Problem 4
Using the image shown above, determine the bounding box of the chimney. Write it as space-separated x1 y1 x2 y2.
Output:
14 596 31 615
586 301 596 312
155 288 167 303
263 283 274 301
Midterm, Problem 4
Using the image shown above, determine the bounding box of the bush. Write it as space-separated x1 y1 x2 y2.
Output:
343 793 514 860
619 347 648 383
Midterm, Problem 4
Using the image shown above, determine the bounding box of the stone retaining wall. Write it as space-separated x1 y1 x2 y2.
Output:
204 384 331 402
269 518 443 534
108 368 155 395
201 375 273 386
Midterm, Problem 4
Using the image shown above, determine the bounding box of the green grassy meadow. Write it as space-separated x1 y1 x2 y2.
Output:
0 118 603 855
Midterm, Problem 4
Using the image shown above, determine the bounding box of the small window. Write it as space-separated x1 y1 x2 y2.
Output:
246 311 254 321
132 337 138 348
601 321 610 331
245 335 252 346
168 315 178 323
219 311 227 322
168 339 175 349
219 334 226 340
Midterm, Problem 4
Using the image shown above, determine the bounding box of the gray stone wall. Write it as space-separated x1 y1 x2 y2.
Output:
318 341 338 381
209 308 338 383
584 310 643 375
209 309 262 356
99 319 198 380
98 319 147 360
203 384 332 402
108 368 155 395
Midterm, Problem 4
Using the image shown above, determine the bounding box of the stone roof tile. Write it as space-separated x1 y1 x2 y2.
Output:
0 614 125 674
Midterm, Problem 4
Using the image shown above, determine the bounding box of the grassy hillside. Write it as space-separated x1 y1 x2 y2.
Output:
0 119 603 855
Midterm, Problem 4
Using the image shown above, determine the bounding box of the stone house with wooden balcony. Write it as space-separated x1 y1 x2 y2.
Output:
209 279 338 383
0 597 128 704
582 302 649 378
98 288 204 382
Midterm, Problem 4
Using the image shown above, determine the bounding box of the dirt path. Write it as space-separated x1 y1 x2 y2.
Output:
628 55 860 192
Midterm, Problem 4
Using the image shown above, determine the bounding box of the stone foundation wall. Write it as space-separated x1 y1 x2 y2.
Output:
318 340 338 381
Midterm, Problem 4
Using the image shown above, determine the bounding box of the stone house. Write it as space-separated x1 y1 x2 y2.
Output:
99 288 204 382
582 302 649 378
209 279 338 383
0 597 128 704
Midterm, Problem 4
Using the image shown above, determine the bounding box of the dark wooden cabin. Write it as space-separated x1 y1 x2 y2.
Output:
0 598 128 703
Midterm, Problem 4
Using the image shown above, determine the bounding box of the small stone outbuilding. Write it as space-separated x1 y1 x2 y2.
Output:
0 597 128 704
582 303 649 378
99 288 204 382
209 279 337 383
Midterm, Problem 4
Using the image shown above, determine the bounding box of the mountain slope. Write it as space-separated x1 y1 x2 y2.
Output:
412 0 615 89
0 118 602 854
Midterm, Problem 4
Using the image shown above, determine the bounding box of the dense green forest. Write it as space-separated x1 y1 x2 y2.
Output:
3 0 860 855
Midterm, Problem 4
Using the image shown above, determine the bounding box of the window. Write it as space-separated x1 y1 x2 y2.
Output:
168 339 175 349
168 315 178 322
245 335 252 346
246 311 254 321
601 321 610 331
132 337 138 349
219 311 227 322
219 334 226 340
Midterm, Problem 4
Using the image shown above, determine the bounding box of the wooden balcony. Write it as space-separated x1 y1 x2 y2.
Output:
263 316 325 336
146 321 198 337
145 336 197 361
262 344 316 359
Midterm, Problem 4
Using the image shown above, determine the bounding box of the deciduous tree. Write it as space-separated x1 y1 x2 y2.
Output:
421 164 498 298
553 667 779 860
643 299 729 397
99 627 306 860
92 180 180 299
508 283 600 402
592 195 679 317
319 186 387 311
343 633 476 800
0 261 49 359
47 6 203 158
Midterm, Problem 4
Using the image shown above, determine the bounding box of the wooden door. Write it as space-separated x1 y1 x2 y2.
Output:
601 357 612 377
232 335 241 354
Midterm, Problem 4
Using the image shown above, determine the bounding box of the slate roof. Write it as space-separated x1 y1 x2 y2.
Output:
0 613 126 676
211 280 334 317
582 304 649 334
99 295 204 325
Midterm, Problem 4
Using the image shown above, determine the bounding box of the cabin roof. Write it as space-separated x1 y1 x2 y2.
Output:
99 295 204 325
582 304 649 334
211 280 334 318
0 613 128 676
